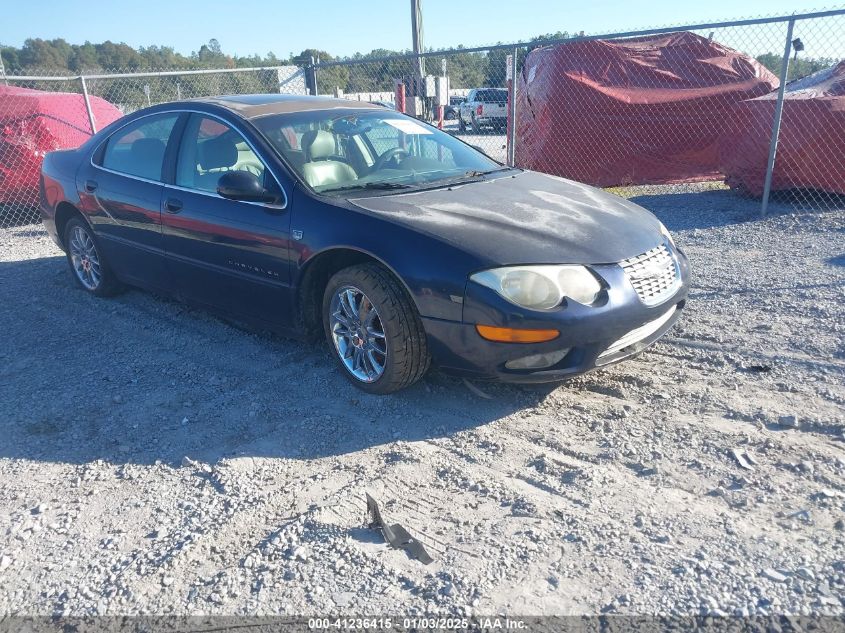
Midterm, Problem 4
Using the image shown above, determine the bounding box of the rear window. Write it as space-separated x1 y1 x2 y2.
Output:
476 90 507 102
100 114 179 182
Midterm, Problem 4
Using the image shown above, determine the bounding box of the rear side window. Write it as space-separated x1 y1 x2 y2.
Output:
476 90 507 102
100 114 179 181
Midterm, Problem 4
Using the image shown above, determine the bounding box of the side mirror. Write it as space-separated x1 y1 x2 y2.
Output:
217 171 279 205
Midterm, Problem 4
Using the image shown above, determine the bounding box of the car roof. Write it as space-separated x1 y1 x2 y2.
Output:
187 94 384 119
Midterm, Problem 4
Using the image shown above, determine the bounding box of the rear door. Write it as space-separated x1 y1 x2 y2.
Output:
161 113 295 328
80 112 183 290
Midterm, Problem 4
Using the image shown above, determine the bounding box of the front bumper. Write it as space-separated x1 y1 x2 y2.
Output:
422 246 691 383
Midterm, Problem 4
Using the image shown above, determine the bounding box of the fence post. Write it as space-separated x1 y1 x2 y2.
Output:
507 46 518 167
311 56 319 96
760 17 795 216
79 75 97 134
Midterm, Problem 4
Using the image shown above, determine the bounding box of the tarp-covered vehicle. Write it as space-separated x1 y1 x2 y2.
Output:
719 61 845 197
515 32 778 187
0 85 123 210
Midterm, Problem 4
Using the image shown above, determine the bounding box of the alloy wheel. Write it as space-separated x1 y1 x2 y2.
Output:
329 285 388 383
68 225 101 290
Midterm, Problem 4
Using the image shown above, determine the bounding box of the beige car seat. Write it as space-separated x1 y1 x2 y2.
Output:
192 136 264 192
301 130 357 189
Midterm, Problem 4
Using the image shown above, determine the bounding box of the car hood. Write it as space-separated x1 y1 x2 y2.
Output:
349 170 664 266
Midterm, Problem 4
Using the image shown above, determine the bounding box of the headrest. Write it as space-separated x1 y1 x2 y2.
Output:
302 129 336 160
198 136 238 170
130 138 166 164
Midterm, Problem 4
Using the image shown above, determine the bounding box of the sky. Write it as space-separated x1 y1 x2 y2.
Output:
0 0 838 58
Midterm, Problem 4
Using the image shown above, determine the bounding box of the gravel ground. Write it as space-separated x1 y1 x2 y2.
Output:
0 190 843 618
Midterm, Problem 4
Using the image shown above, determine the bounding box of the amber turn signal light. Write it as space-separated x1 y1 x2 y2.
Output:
475 324 560 343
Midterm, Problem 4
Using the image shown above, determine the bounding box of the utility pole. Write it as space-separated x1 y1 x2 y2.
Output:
410 0 425 78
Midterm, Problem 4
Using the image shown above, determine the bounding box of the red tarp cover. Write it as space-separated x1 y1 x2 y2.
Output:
0 85 123 205
515 32 779 187
719 61 845 197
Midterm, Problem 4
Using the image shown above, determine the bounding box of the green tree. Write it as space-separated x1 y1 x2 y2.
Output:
195 38 233 68
0 46 22 73
756 52 837 82
70 42 100 72
138 45 187 69
95 41 142 70
293 48 349 94
444 48 487 89
19 38 73 69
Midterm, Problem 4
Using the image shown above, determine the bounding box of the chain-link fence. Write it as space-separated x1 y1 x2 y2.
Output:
312 8 845 216
0 65 307 227
1 8 844 230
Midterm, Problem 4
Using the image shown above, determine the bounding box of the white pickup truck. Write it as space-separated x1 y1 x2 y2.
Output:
458 88 508 133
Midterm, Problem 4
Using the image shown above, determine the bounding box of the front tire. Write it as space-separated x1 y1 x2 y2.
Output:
323 263 430 394
64 217 123 296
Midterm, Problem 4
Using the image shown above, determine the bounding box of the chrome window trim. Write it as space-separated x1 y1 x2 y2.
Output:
161 181 287 210
89 108 288 210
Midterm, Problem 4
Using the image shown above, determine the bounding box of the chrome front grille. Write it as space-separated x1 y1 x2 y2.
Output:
619 243 680 306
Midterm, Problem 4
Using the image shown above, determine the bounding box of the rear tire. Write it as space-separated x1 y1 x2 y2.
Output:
458 116 466 132
471 114 481 134
323 263 430 394
64 217 123 296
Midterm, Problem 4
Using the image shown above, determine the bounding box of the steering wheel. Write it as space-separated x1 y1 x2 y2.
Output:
373 147 409 171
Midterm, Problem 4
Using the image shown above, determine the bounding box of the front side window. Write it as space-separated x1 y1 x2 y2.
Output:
176 115 267 194
253 109 501 195
100 114 179 181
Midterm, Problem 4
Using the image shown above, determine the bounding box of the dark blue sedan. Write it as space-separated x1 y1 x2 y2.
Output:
39 94 689 394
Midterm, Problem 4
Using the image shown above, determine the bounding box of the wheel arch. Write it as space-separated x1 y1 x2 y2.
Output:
54 202 90 248
295 246 419 341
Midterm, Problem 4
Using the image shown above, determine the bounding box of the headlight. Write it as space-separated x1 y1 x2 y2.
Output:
471 265 602 310
658 222 675 248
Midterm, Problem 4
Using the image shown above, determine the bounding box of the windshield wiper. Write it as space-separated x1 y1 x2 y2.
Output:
320 181 413 194
461 167 512 178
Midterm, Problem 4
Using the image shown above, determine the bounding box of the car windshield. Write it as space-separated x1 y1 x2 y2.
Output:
252 108 503 195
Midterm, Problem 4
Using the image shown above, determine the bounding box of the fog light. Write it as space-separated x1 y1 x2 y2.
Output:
505 348 571 370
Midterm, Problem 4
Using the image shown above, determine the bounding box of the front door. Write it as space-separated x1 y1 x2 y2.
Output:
161 113 295 328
